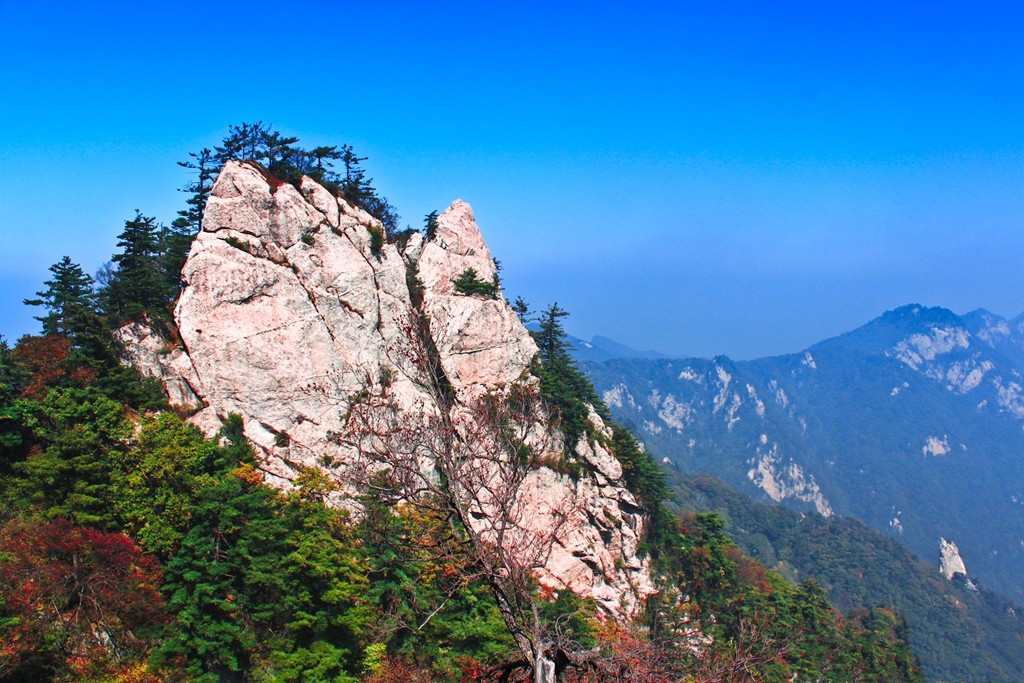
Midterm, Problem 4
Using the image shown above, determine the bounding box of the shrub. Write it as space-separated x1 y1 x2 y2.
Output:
452 267 498 298
369 226 384 256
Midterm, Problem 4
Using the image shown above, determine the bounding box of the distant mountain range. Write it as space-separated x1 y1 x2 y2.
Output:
579 305 1024 606
564 333 669 363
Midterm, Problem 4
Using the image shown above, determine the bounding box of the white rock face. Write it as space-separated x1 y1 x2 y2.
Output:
657 393 691 431
939 537 968 580
120 161 653 616
417 200 538 396
747 443 834 516
891 326 971 370
114 321 203 409
922 436 951 457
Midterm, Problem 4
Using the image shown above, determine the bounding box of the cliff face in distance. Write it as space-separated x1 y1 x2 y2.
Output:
584 304 1024 604
120 160 654 615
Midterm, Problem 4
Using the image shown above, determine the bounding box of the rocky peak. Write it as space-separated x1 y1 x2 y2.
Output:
417 201 537 396
939 537 969 581
119 161 653 616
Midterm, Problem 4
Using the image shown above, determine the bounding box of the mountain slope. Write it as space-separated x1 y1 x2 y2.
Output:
583 305 1024 605
669 472 1024 683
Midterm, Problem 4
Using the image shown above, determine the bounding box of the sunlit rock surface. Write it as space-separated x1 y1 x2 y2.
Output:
120 160 654 616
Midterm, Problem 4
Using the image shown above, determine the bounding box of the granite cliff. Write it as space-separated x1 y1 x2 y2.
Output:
120 160 654 615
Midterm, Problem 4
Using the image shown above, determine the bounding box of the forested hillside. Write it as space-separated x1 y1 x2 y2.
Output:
0 125 920 682
669 473 1024 683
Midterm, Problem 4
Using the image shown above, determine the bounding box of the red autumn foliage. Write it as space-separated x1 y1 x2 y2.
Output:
13 335 70 399
728 546 774 592
0 517 168 679
68 365 100 387
363 656 438 683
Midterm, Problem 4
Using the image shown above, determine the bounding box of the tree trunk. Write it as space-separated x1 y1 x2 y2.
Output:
534 648 555 683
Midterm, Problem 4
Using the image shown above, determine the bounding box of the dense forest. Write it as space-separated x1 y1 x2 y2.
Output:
0 125 921 682
668 472 1024 682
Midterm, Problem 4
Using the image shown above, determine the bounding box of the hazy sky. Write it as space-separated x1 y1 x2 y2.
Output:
1 1 1021 359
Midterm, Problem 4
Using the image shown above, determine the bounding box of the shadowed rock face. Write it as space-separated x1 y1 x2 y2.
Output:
120 160 654 616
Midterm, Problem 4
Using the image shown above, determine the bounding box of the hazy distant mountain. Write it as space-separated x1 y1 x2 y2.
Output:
582 305 1024 604
565 333 669 363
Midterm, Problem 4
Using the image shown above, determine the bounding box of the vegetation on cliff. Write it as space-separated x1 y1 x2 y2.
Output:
0 125 922 682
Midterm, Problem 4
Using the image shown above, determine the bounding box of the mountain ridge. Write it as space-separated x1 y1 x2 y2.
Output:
581 303 1024 605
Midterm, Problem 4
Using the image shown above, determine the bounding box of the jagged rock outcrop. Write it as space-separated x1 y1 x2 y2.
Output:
120 160 654 615
939 537 969 581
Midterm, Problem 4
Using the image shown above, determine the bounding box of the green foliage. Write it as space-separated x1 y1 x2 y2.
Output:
531 303 603 451
111 412 223 557
655 510 923 682
369 225 385 256
668 472 1024 683
223 234 250 252
423 210 439 240
511 296 530 323
11 387 130 528
23 256 98 343
0 338 29 482
451 267 498 298
99 211 172 324
174 147 216 234
358 487 515 677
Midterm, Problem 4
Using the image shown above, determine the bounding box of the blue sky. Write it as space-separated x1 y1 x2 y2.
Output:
1 1 1021 359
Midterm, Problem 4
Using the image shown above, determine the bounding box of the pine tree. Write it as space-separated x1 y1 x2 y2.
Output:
100 211 168 323
261 129 300 178
532 303 601 450
535 303 572 367
13 387 130 528
23 256 97 342
214 121 268 166
511 296 531 324
308 145 343 184
337 144 399 233
174 147 216 233
424 210 439 240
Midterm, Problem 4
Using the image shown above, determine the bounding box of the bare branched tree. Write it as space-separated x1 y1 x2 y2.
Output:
686 611 798 683
334 307 605 681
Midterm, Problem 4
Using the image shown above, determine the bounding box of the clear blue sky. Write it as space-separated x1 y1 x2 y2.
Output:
1 1 1021 359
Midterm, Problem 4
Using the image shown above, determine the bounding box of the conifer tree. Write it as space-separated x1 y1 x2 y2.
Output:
261 129 300 177
424 210 439 240
532 303 601 449
337 144 399 233
511 296 531 324
214 121 268 165
23 256 97 343
535 303 572 365
308 145 343 184
100 211 168 323
174 148 216 233
13 388 130 528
